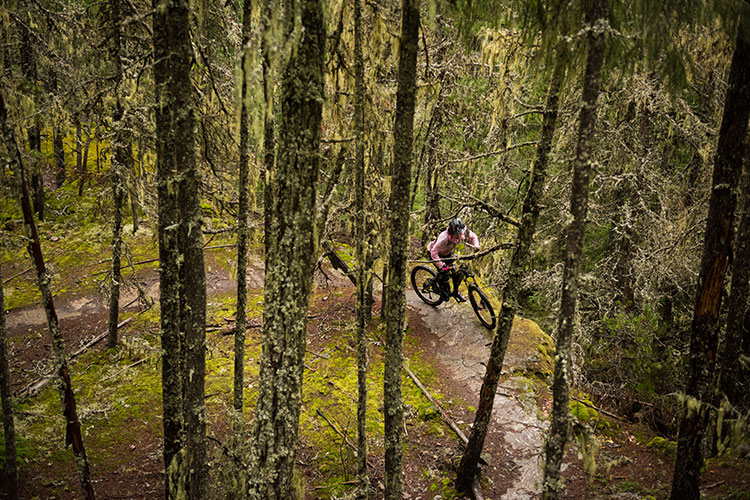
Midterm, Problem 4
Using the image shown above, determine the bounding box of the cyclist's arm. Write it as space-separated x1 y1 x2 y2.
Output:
465 230 480 250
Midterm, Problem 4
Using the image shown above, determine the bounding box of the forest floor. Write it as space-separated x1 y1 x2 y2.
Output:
2 236 749 499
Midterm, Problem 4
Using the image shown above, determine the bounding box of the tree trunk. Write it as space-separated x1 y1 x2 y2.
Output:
261 0 275 246
716 168 750 416
153 0 184 496
75 116 83 195
20 22 44 220
108 0 127 349
29 119 44 221
354 0 369 496
247 0 324 497
0 262 19 499
670 12 750 498
1 93 96 500
54 123 66 188
384 1 419 498
234 0 252 413
170 0 207 495
542 1 607 497
78 129 91 197
456 47 566 494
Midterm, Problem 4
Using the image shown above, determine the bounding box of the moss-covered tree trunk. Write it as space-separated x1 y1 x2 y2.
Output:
170 0 208 495
107 0 127 349
542 0 606 497
669 10 750 498
261 0 275 245
247 0 324 497
354 0 369 496
1 93 96 500
717 168 750 408
384 0 419 498
20 21 44 220
0 262 19 498
153 0 183 496
456 47 566 494
234 0 253 414
53 122 66 188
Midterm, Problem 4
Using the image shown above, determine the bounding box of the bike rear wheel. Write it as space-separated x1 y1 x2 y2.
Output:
411 265 444 306
469 285 496 329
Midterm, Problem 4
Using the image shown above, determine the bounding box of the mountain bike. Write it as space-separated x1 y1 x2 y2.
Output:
410 262 497 330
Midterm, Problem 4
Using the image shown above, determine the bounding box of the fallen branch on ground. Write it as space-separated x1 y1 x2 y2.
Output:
316 409 375 469
102 358 146 382
16 310 142 398
571 396 626 421
92 243 236 276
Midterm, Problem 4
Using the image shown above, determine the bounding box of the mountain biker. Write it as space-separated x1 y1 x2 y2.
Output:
427 218 480 302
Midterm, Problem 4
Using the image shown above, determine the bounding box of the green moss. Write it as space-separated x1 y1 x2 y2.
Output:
646 436 677 456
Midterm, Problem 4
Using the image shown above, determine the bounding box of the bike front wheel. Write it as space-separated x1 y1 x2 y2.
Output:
469 285 496 329
411 265 444 306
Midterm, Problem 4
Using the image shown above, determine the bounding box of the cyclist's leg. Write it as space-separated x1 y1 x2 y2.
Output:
451 270 466 302
433 261 452 299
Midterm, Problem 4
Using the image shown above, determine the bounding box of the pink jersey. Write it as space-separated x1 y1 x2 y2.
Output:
427 228 479 268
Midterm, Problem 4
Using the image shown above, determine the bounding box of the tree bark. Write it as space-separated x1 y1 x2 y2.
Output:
457 46 566 494
247 0 324 497
717 168 750 407
107 0 127 349
261 0 275 246
670 11 750 498
542 1 607 497
0 262 19 499
234 0 253 413
384 1 419 498
53 123 66 188
153 0 184 496
170 0 208 495
354 0 369 496
1 93 96 500
20 21 44 220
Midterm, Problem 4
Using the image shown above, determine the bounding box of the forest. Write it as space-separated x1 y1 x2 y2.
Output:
1 0 750 498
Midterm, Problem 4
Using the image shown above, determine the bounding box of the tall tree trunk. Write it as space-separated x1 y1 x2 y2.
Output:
108 0 127 349
153 0 184 496
78 129 91 197
75 115 84 195
53 123 66 188
717 168 750 408
247 0 324 497
20 21 43 220
1 93 96 500
170 0 207 495
384 0 419 497
456 47 566 494
542 0 607 497
234 0 252 413
354 0 369 496
29 119 44 220
132 138 143 234
670 12 750 498
0 262 19 499
261 0 275 246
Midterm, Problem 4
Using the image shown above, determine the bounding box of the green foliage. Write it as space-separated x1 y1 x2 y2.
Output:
589 306 681 400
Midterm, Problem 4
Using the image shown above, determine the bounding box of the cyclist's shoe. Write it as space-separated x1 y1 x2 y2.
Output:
453 292 467 303
440 290 452 302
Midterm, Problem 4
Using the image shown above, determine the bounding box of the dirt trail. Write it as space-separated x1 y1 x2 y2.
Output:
406 290 546 499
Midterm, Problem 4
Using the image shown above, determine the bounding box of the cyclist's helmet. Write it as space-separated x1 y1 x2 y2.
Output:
448 218 466 236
